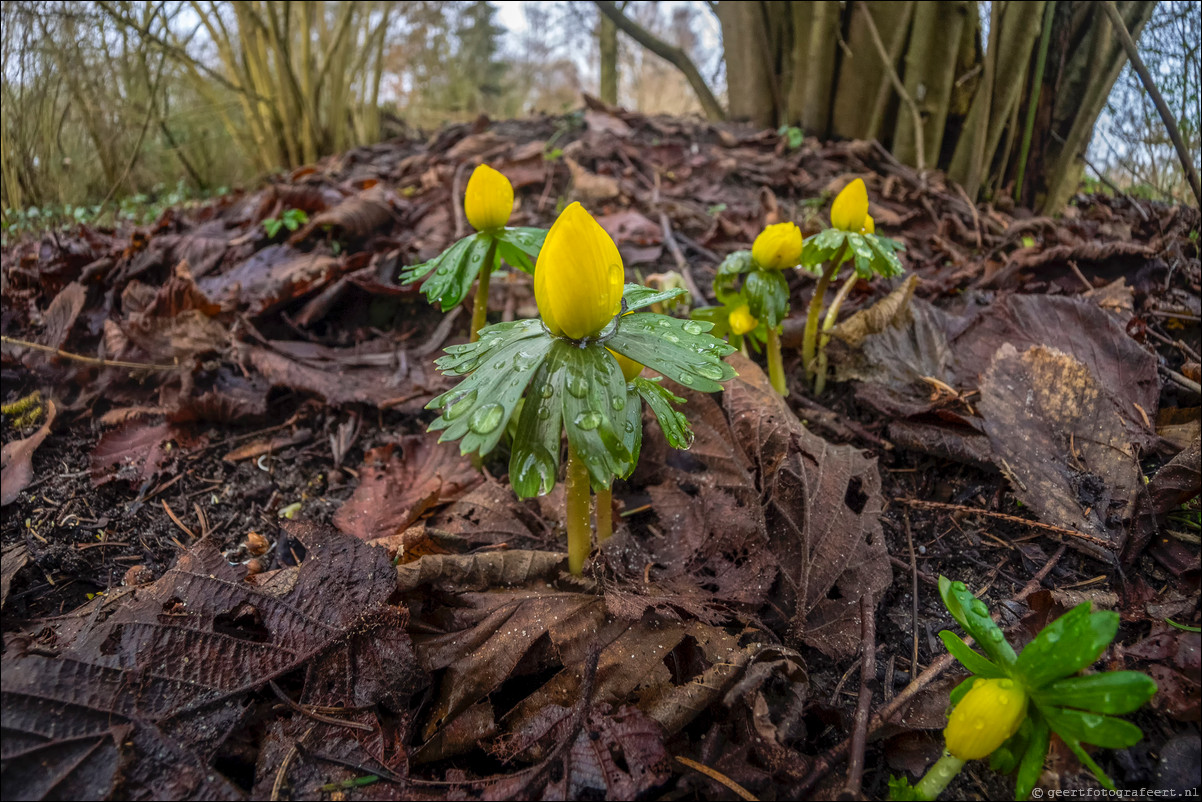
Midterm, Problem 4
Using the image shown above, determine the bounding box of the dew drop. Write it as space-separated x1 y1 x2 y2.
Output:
443 389 478 420
611 394 625 411
468 403 504 434
624 420 635 433
952 581 967 592
682 320 705 335
539 383 554 398
677 375 694 385
970 599 989 616
574 411 602 430
1045 631 1060 644
566 374 588 397
492 359 506 369
693 362 725 380
538 406 552 420
988 629 1005 642
436 266 449 275
999 678 1014 689
663 333 680 343
656 319 672 328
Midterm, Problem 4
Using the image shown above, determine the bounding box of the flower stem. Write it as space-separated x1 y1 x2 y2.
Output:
469 239 498 342
814 272 858 396
801 242 847 386
913 753 966 801
595 486 613 543
766 326 787 396
565 442 592 574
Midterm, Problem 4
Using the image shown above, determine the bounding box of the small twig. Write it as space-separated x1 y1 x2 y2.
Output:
1101 1 1201 206
271 725 315 802
451 161 471 240
675 756 759 802
1159 365 1202 396
859 1 924 171
842 591 877 798
658 211 705 304
893 497 1114 550
161 500 196 540
904 510 920 673
1 335 179 372
269 681 374 732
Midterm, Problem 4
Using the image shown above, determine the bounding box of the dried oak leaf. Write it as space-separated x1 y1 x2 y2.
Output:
1 399 56 506
334 436 481 541
0 522 420 801
723 354 892 658
978 343 1142 561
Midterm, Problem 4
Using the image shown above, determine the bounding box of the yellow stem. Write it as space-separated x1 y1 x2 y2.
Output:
565 442 592 574
469 239 497 342
596 487 614 543
766 327 787 396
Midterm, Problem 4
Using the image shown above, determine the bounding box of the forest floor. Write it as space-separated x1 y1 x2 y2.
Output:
1 101 1199 801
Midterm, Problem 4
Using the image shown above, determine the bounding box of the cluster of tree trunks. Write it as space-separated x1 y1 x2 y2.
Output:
608 1 1155 214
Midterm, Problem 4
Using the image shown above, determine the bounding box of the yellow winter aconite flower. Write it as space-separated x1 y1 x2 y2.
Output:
944 678 1028 761
534 202 624 340
862 214 875 235
751 221 803 269
729 303 758 335
464 164 514 231
831 178 869 232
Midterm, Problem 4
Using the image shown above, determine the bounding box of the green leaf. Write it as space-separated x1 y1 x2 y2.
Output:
887 775 927 802
623 283 688 313
633 377 693 450
435 319 546 375
559 342 633 491
1039 704 1144 750
715 249 755 278
428 328 553 457
867 234 906 277
938 576 1018 668
1015 713 1050 801
509 345 568 498
949 675 978 706
1015 604 1119 688
619 384 643 477
494 226 546 274
264 218 283 238
607 313 737 393
1060 735 1116 791
1035 672 1157 715
938 630 1006 678
800 228 850 271
400 233 494 311
744 269 790 327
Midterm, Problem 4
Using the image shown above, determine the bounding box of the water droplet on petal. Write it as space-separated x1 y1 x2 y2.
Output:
574 411 601 430
468 403 504 434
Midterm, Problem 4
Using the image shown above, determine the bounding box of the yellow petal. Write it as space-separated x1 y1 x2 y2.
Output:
729 304 758 335
862 214 875 235
944 678 1028 761
608 349 644 381
464 164 513 231
534 202 624 340
830 178 868 232
751 222 803 270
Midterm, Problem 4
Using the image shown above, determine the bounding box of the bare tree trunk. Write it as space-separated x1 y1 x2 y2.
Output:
893 1 971 168
599 12 619 105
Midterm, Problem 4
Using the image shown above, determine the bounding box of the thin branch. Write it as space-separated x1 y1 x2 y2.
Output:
593 0 726 121
859 1 925 170
1102 0 1201 206
1 335 180 372
841 591 877 798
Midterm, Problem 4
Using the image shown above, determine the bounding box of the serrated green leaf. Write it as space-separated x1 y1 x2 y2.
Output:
634 376 693 449
744 269 790 327
608 313 737 393
716 249 754 277
619 384 643 477
1015 604 1119 688
494 226 546 274
400 233 492 311
1035 671 1157 715
509 345 567 498
559 342 633 491
938 576 1018 668
1015 713 1050 801
623 283 689 313
434 319 546 375
428 329 553 457
1040 705 1143 750
887 775 926 802
938 631 1006 678
800 228 850 271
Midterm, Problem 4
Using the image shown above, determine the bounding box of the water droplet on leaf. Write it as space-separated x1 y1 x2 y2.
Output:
574 411 601 430
682 320 705 335
468 403 504 434
443 389 477 420
693 362 725 380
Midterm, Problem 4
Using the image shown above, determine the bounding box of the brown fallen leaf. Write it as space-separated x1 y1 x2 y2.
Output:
89 418 181 487
289 185 396 243
978 343 1141 561
40 282 87 350
334 436 481 541
1 543 30 609
1 399 57 506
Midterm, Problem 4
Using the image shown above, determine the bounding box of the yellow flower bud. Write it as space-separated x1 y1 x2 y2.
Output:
862 214 875 235
609 349 644 381
944 678 1028 761
464 164 513 231
830 178 869 232
729 304 758 336
534 202 624 340
751 222 803 270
